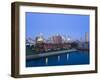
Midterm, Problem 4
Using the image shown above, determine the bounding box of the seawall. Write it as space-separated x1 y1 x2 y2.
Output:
26 49 77 60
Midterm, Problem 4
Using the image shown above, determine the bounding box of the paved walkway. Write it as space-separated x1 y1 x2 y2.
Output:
26 49 77 60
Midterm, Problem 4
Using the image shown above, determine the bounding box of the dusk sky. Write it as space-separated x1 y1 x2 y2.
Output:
26 12 89 40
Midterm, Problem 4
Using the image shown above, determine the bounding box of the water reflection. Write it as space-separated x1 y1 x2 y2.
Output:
26 51 89 67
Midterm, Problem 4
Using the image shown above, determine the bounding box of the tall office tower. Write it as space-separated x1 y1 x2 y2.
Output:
85 32 89 42
61 35 66 43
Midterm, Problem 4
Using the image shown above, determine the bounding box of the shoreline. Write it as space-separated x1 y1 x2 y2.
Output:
26 49 77 60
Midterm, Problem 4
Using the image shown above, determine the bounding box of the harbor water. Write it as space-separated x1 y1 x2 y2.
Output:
26 51 89 67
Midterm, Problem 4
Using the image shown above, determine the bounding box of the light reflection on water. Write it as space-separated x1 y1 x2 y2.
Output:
26 51 89 67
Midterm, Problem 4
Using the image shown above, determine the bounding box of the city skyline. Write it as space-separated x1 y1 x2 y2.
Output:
26 32 89 46
26 12 90 41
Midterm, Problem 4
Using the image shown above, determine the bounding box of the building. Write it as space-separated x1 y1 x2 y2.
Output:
34 43 72 53
52 34 62 44
85 32 89 42
26 38 35 46
78 32 89 49
35 33 44 44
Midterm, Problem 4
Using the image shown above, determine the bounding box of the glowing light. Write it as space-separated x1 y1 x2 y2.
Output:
67 38 71 41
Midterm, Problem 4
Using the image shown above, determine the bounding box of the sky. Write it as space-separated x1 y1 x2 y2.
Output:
26 12 89 41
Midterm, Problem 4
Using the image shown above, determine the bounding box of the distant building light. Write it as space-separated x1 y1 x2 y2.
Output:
67 38 71 41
